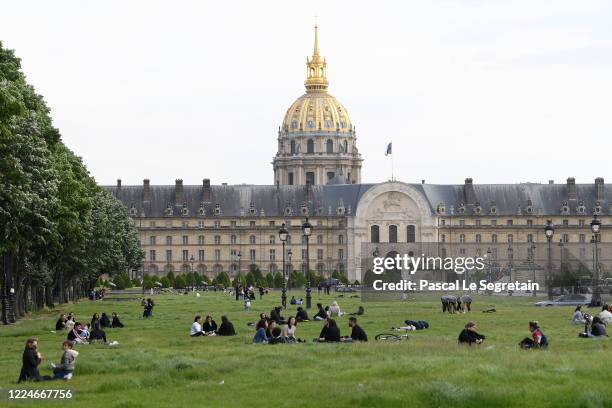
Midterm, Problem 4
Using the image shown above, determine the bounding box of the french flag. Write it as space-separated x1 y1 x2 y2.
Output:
385 142 392 156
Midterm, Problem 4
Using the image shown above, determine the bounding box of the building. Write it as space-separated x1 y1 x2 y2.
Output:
106 27 610 284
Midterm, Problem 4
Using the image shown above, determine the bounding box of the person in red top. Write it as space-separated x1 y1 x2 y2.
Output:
519 321 548 349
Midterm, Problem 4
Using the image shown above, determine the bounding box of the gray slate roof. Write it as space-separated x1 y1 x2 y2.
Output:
104 181 610 217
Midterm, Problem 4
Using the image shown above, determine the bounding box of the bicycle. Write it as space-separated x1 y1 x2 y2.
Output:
375 333 409 342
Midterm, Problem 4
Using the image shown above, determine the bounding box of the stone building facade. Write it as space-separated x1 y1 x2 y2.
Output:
106 27 610 283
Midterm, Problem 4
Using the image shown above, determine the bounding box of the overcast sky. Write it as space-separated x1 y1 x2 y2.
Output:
2 1 611 186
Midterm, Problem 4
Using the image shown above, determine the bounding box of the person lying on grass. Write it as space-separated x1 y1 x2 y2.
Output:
111 312 124 328
51 341 79 380
202 315 218 335
217 315 236 336
458 321 485 345
253 319 269 343
519 321 548 349
318 318 341 342
348 306 365 316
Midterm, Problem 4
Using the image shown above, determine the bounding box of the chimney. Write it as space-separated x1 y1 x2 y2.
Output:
202 179 211 202
143 179 151 201
463 178 476 204
421 180 425 184
175 179 184 204
548 180 554 185
116 179 122 188
567 177 576 200
595 177 605 202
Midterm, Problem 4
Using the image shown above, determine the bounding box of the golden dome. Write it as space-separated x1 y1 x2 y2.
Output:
281 25 353 134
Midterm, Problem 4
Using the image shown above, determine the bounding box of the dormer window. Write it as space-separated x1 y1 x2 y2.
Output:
164 203 173 217
594 201 602 215
458 203 466 215
577 200 586 215
181 203 189 216
474 202 482 215
489 201 497 215
129 204 137 217
560 200 570 215
214 204 222 216
249 202 256 216
436 203 446 215
198 203 206 216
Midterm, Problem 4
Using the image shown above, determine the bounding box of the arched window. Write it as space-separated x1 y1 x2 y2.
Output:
290 140 296 154
307 139 314 154
326 139 333 153
407 225 416 243
389 225 398 243
370 225 380 243
343 140 348 152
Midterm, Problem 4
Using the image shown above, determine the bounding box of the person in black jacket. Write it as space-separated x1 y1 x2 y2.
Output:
18 338 42 382
100 313 111 328
270 307 286 324
217 315 236 336
268 327 287 344
319 318 341 342
202 315 218 334
111 312 124 328
314 303 327 321
348 317 368 341
458 321 485 345
91 313 101 330
55 314 67 331
296 307 309 322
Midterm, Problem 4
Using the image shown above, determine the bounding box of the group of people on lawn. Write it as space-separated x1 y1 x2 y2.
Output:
190 314 236 336
572 304 611 338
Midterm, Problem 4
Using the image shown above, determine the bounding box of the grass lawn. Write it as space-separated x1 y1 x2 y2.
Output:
1 290 611 408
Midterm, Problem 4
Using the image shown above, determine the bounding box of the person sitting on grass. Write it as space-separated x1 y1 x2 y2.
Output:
52 341 79 380
67 323 89 344
348 317 368 342
253 319 269 343
348 306 365 316
111 312 124 328
296 307 309 322
270 306 286 324
191 315 205 337
329 301 344 317
91 313 101 330
143 298 154 318
18 338 43 383
217 315 236 336
268 326 287 344
55 314 67 331
65 315 75 332
458 321 485 345
100 313 111 328
202 315 218 335
519 321 548 349
314 303 327 321
589 316 609 337
89 325 107 343
290 296 297 305
599 304 612 325
572 306 587 325
318 318 341 342
296 298 304 305
283 316 298 342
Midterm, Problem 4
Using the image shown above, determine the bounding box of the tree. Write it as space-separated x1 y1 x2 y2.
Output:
174 275 186 289
216 271 231 288
245 271 256 287
265 273 274 288
273 272 283 288
232 273 245 288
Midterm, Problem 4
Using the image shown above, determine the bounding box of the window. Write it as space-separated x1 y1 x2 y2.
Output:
198 220 204 229
475 234 481 243
317 235 323 245
441 219 446 226
306 172 315 185
508 234 513 243
286 235 291 244
249 221 256 227
230 249 237 258
182 250 189 262
527 234 533 243
579 219 585 227
288 172 294 185
327 172 335 181
249 249 256 261
214 235 221 245
182 235 188 245
326 139 333 153
492 234 498 243
338 249 344 260
198 249 205 262
214 221 221 228
579 234 586 243
290 140 296 154
269 249 275 261
198 235 205 245
230 235 237 245
166 250 172 262
249 235 256 244
338 235 344 244
459 220 465 227
182 221 189 228
507 220 513 226
149 250 156 261
580 248 586 259
371 225 380 243
527 220 533 227
269 221 275 227
215 249 221 261
459 234 466 243
491 220 497 226
317 249 323 260
150 236 156 245
166 236 172 245
563 219 569 226
230 221 237 227
269 235 275 245
441 234 446 243
165 220 172 228
407 225 416 243
307 139 314 154
563 234 569 243
475 220 481 227
389 225 398 243
150 221 156 228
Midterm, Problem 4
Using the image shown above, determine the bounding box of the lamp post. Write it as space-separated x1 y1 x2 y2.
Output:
486 247 493 283
287 249 293 290
530 244 537 297
279 223 288 309
545 220 554 300
507 244 513 296
237 251 242 277
302 217 313 309
190 255 195 291
591 215 602 306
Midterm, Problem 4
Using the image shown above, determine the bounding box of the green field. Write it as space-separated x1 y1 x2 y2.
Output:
1 290 611 408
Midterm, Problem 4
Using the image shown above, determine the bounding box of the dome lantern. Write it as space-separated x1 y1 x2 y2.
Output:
305 25 328 93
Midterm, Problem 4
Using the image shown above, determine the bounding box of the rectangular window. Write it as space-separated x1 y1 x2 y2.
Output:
306 172 315 185
182 250 189 262
166 236 172 245
580 248 586 259
459 234 465 243
441 220 446 226
338 249 344 260
165 220 172 228
269 221 275 227
508 234 513 243
491 220 497 226
288 172 294 185
182 235 188 245
527 234 533 243
231 221 237 227
149 250 156 261
214 235 221 245
475 234 481 243
230 235 237 245
250 221 256 227
150 236 156 245
198 220 204 229
475 220 481 227
492 234 498 243
286 235 291 244
166 250 172 262
338 235 344 244
459 220 465 227
150 221 156 228
441 234 446 243
527 220 533 227
563 219 569 226
579 234 585 243
214 221 221 228
563 234 569 243
215 249 221 262
506 220 513 226
198 249 205 262
269 249 275 261
317 235 323 244
249 235 256 244
269 235 275 244
579 219 585 227
249 249 256 261
182 221 189 228
317 249 323 260
198 235 205 245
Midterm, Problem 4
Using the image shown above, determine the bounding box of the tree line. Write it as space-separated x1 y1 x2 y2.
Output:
0 42 144 324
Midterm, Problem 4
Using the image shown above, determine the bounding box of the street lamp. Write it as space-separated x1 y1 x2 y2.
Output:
287 249 293 289
486 248 493 283
237 251 242 276
507 244 513 295
190 255 195 291
591 215 602 306
530 244 537 297
278 223 288 309
545 220 554 300
302 217 313 309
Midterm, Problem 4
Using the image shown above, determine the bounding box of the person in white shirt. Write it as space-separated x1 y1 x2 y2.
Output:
599 305 612 325
191 315 205 337
572 306 587 325
329 301 344 317
283 316 297 341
